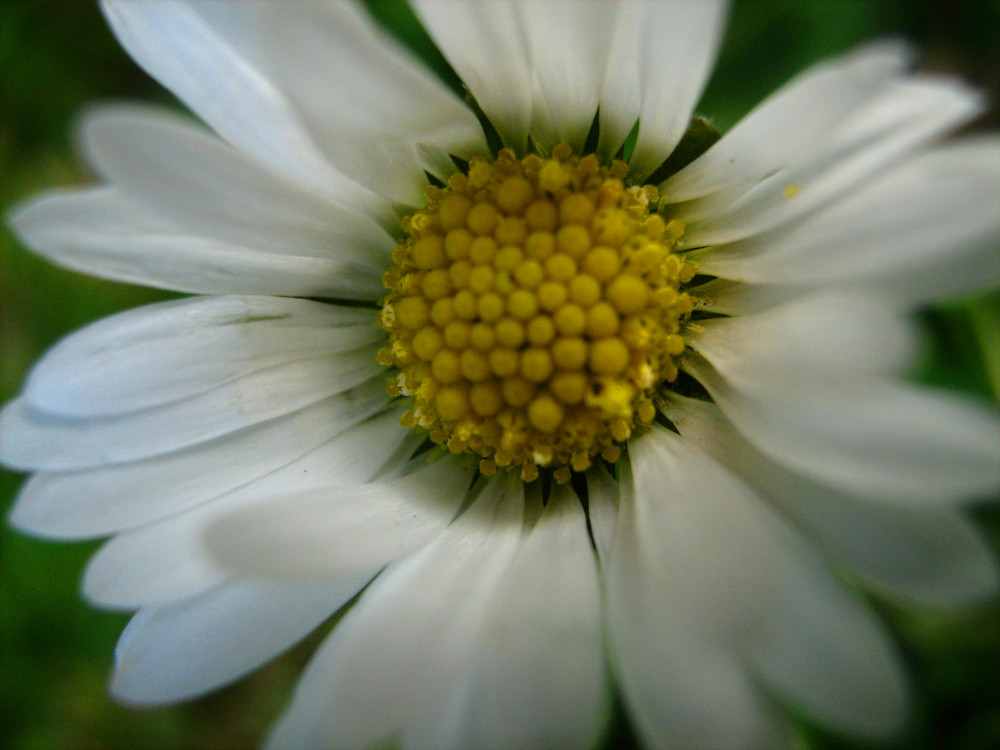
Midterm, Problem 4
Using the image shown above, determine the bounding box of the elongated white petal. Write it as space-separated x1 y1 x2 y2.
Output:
607 427 786 750
680 75 982 245
99 0 381 208
616 427 907 743
664 42 914 201
9 188 385 299
455 483 609 749
8 380 389 538
688 291 916 379
412 0 533 152
20 295 377 417
663 394 999 608
599 0 727 176
205 458 474 580
747 531 908 737
685 354 1000 502
81 105 393 265
111 579 365 705
262 2 485 205
515 1 620 153
266 480 525 750
83 410 411 608
697 138 1000 305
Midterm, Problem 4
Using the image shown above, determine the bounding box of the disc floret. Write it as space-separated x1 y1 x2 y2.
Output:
378 145 696 482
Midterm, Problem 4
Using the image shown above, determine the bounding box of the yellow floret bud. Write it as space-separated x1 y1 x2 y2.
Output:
525 232 556 260
467 202 499 235
445 228 473 260
607 275 649 314
412 236 445 270
395 296 429 330
436 386 469 421
412 327 444 361
520 348 554 383
568 274 601 307
470 382 504 416
476 292 505 323
526 315 556 346
528 395 565 433
508 289 539 320
431 349 461 383
496 176 535 216
590 338 630 376
525 200 558 231
495 318 525 348
554 304 587 336
439 194 473 232
495 217 527 246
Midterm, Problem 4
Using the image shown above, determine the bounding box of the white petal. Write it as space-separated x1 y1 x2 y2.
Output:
456 483 609 749
111 578 364 705
412 0 533 152
680 74 982 245
697 138 1000 305
688 291 917 379
614 427 907 744
583 465 620 562
99 0 381 208
678 74 982 246
607 427 787 750
261 2 485 205
266 479 525 750
747 532 908 737
664 42 915 201
515 1 620 153
83 409 411 608
21 295 376 417
599 0 727 176
205 457 474 580
9 187 385 299
8 380 389 538
684 354 1000 502
663 394 999 609
80 105 393 266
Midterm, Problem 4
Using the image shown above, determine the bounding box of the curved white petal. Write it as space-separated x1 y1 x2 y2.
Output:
607 428 787 750
614 427 907 744
747 531 908 738
205 457 474 580
515 1 620 153
663 394 999 609
83 409 411 608
111 578 365 705
599 0 727 176
684 354 1000 502
99 0 381 208
9 187 385 299
261 2 485 205
8 380 389 538
20 295 377 417
455 483 609 750
412 0 533 152
664 42 914 201
696 138 1000 305
80 105 393 266
679 74 982 245
688 291 917 379
266 479 525 750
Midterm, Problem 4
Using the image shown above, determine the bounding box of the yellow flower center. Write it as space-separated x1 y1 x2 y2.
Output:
378 145 696 482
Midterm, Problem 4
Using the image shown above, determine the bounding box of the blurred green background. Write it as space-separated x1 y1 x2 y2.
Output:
1 1 999 748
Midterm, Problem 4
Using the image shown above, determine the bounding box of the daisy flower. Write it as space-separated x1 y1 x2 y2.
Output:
4 1 1000 748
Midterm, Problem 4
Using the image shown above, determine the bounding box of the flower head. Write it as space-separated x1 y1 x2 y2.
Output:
3 2 1000 749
